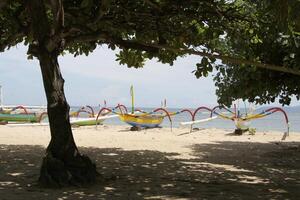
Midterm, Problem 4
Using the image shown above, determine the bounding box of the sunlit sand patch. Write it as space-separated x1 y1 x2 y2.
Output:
180 161 253 173
0 147 8 150
161 183 175 188
201 162 254 173
268 188 288 193
0 181 20 186
102 153 118 156
266 168 283 173
167 153 198 160
235 175 269 184
57 197 67 200
73 191 84 195
145 196 189 200
181 164 215 173
284 177 296 181
7 172 24 177
141 187 151 191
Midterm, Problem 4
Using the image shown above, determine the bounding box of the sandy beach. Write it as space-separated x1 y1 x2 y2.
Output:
0 125 300 199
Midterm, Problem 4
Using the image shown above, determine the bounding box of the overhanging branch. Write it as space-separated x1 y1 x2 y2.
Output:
148 44 300 76
0 33 24 52
110 37 159 53
117 41 300 76
65 32 107 44
65 31 300 76
66 32 159 53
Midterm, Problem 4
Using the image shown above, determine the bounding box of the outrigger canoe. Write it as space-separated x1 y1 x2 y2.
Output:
0 113 39 123
234 118 251 130
70 117 105 126
0 113 107 126
119 113 164 128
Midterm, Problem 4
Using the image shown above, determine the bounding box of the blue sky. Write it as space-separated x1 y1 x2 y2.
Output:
0 44 299 108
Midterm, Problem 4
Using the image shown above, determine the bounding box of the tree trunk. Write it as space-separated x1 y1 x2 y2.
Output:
25 0 98 187
37 47 98 187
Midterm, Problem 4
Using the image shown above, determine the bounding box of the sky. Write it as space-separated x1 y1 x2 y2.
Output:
0 44 299 108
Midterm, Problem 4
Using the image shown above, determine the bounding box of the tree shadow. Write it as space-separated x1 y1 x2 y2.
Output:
0 142 299 199
188 141 300 199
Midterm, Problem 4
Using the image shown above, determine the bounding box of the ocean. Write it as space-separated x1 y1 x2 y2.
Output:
72 106 300 132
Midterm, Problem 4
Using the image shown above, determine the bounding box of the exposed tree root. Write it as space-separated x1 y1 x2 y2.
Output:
39 152 98 188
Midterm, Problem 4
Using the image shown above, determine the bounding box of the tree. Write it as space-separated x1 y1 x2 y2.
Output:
211 0 300 106
0 0 298 187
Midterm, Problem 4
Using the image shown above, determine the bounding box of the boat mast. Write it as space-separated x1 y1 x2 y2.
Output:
130 85 134 114
0 85 2 107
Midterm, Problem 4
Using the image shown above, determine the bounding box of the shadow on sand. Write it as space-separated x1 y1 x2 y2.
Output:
0 141 299 199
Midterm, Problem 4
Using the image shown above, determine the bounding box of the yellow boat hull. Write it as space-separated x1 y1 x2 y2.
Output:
119 114 164 128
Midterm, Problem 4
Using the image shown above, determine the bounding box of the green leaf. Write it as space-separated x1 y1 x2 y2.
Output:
80 0 92 8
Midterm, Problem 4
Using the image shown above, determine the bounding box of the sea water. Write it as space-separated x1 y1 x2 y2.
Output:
71 106 300 132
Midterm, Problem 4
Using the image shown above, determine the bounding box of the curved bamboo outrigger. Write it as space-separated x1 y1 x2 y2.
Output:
114 104 128 114
85 105 95 117
209 104 290 140
153 107 173 131
193 106 212 121
180 109 194 119
12 105 29 114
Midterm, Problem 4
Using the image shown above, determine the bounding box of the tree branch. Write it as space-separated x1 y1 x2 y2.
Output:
88 0 111 25
49 0 64 36
0 33 24 52
65 32 159 53
143 0 161 11
109 37 159 53
148 43 300 76
65 30 300 76
65 31 107 44
26 0 50 42
0 0 9 9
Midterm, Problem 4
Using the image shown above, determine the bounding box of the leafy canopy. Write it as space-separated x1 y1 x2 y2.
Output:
1 0 299 106
214 0 300 106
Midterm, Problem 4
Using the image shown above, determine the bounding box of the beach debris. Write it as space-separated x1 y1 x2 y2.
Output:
130 126 142 131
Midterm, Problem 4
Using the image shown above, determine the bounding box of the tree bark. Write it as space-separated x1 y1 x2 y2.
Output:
37 47 98 187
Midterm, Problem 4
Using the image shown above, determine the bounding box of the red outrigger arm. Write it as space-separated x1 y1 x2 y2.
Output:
193 106 212 121
153 107 173 131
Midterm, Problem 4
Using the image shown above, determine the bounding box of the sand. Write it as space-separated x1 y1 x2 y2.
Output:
0 125 300 199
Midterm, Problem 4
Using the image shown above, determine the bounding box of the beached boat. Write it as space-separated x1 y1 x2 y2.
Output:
118 113 164 128
70 117 105 126
234 118 251 130
0 113 40 123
